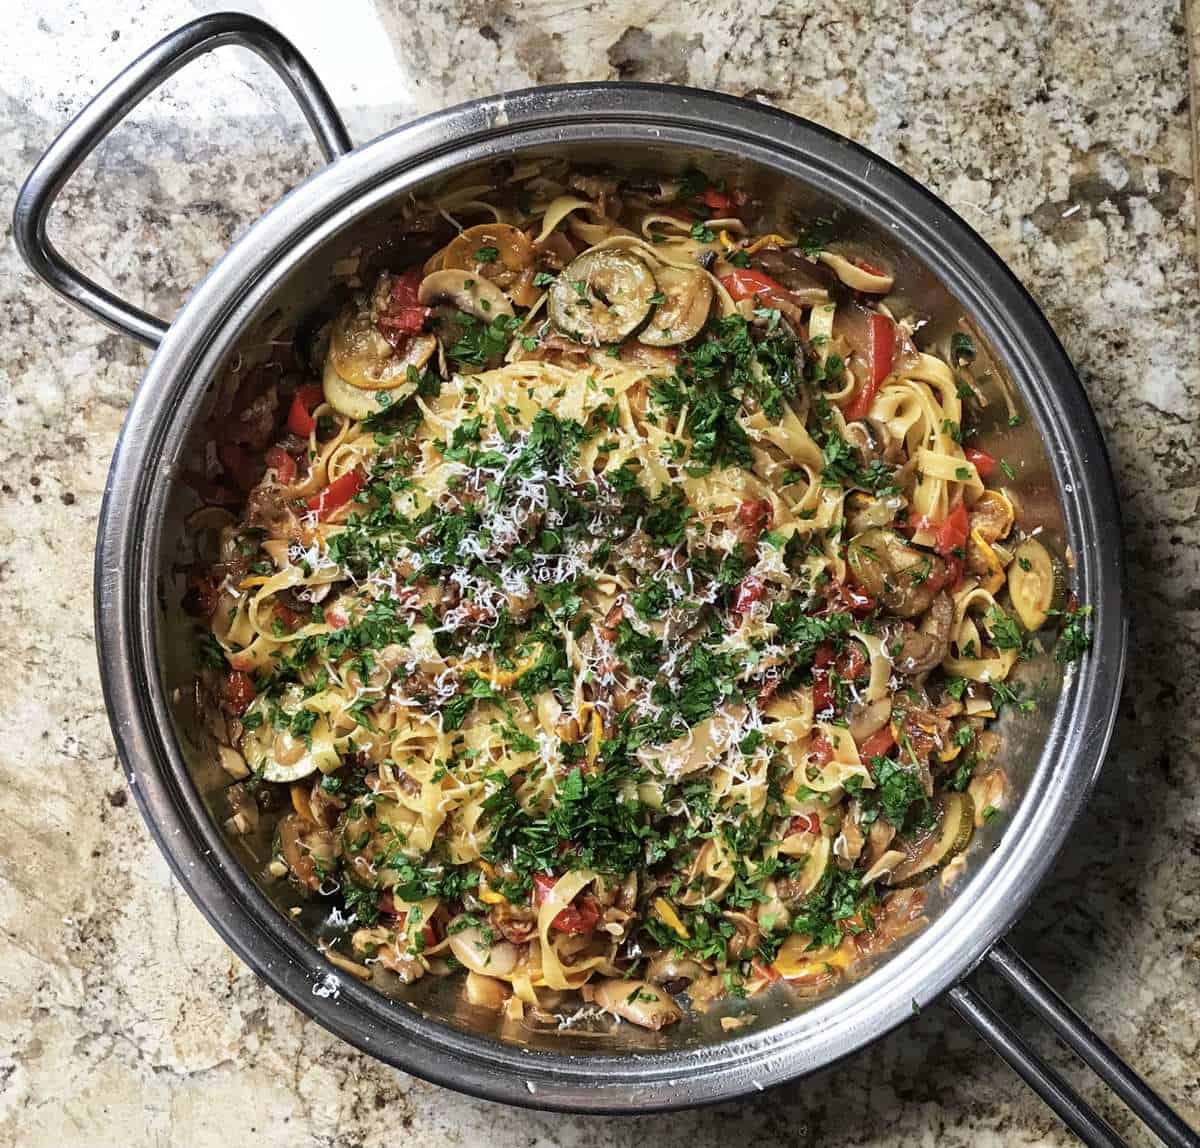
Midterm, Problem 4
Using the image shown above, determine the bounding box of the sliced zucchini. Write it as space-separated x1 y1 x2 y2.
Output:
323 356 413 421
1009 537 1058 631
638 265 713 346
328 304 436 390
548 248 656 344
890 792 974 886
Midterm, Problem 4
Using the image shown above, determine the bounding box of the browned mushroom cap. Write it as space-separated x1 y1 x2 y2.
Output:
846 528 947 618
887 591 955 675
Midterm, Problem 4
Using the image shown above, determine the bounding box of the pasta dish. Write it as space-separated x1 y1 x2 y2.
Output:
189 164 1091 1031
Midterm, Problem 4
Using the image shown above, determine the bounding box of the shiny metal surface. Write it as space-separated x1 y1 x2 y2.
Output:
20 18 1143 1117
12 12 350 347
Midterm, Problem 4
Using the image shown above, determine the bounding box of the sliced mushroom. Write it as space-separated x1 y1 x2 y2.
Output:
889 591 954 675
848 694 892 743
645 954 708 988
1009 537 1058 631
548 248 656 344
418 268 514 322
638 265 713 346
847 528 946 618
969 491 1015 543
592 978 682 1030
445 918 520 976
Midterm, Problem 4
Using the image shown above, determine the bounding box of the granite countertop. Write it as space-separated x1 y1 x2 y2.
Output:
1 2 1197 1145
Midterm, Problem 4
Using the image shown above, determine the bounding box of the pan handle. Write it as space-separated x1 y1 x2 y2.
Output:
949 940 1198 1147
12 12 352 349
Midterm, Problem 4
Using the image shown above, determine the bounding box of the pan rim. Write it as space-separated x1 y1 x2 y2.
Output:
94 82 1125 1112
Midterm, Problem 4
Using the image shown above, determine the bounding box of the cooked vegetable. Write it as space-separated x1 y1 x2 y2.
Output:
417 268 514 321
446 919 521 976
890 792 975 885
847 528 947 618
1009 537 1058 631
548 248 656 343
639 265 713 346
328 302 435 390
592 978 682 1030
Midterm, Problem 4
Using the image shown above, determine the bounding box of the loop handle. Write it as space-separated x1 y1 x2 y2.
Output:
12 11 352 348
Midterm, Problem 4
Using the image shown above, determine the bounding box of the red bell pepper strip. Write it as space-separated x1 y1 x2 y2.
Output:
964 446 996 479
286 383 326 437
225 670 256 715
532 874 601 936
843 313 896 421
305 467 366 520
935 502 970 556
701 186 735 214
264 445 297 485
858 725 896 760
719 268 788 304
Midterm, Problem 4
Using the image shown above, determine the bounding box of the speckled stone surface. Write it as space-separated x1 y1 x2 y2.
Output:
1 2 1197 1145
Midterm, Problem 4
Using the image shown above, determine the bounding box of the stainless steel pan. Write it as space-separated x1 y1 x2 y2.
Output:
14 14 1197 1146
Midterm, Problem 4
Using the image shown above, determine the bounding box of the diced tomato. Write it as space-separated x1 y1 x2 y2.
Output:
286 382 325 437
532 874 600 936
225 670 256 715
812 642 834 715
788 812 822 837
264 445 297 485
700 186 735 214
377 266 431 345
378 306 430 340
551 896 600 936
274 602 306 632
964 446 996 479
935 502 970 557
827 580 876 617
305 467 367 520
737 498 773 542
421 921 439 948
843 313 895 421
719 268 788 304
859 725 896 760
809 733 835 765
218 443 259 492
390 266 423 305
835 642 868 682
732 575 766 622
325 603 350 630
